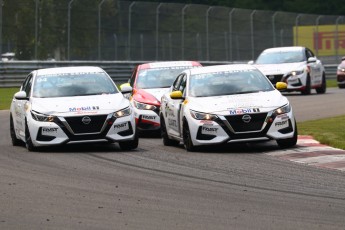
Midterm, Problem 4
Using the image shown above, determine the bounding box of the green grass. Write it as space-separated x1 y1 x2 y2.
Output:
0 87 20 110
297 116 345 150
326 79 338 88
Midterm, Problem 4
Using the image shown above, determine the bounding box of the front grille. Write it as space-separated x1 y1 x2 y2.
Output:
64 115 108 134
224 113 268 132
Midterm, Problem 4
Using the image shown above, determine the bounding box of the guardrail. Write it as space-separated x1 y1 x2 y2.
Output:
0 61 338 88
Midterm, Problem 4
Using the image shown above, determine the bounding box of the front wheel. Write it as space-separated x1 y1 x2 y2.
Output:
119 131 139 151
276 122 298 149
25 121 37 151
301 75 311 95
183 120 197 152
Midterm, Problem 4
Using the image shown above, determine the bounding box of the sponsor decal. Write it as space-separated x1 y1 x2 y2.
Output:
42 127 58 135
168 119 177 127
277 114 289 120
200 120 213 125
201 126 218 135
142 115 156 120
114 122 129 132
69 106 99 112
229 108 260 115
275 120 289 128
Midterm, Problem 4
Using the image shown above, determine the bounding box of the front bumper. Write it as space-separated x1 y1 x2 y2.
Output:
186 110 296 146
27 113 136 147
133 107 160 131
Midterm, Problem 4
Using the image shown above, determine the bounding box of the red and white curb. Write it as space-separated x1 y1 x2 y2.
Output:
266 135 345 172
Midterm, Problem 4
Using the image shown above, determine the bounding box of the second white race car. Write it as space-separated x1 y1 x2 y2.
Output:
160 64 298 151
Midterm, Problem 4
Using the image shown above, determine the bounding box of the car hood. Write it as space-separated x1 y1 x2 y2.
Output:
187 90 289 115
134 88 170 105
30 93 129 116
253 62 305 75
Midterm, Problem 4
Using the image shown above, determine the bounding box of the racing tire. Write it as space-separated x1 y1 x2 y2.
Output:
25 120 37 152
10 114 23 146
182 119 197 152
160 116 179 146
338 84 345 89
119 130 139 151
316 73 326 94
301 75 311 95
276 122 298 149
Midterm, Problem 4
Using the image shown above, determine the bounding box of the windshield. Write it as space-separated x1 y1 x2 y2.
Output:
256 50 305 64
189 69 274 97
136 67 192 89
33 72 118 98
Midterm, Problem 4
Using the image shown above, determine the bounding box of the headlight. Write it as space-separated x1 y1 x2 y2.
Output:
31 110 55 122
133 100 157 110
337 66 345 72
290 70 304 76
114 107 132 118
273 104 291 115
190 110 218 120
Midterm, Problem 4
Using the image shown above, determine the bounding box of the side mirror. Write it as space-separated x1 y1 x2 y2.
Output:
248 60 254 65
275 82 287 91
170 91 183 99
307 57 317 63
14 91 28 100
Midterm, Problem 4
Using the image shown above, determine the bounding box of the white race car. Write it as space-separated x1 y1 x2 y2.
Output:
10 66 138 151
160 64 298 151
249 46 326 95
124 61 201 132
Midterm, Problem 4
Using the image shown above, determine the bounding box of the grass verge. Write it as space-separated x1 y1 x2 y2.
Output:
297 115 345 150
0 87 20 110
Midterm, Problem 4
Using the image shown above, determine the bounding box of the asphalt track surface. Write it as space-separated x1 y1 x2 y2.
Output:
1 88 345 230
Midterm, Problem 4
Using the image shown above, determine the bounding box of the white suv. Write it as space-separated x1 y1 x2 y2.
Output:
249 46 326 95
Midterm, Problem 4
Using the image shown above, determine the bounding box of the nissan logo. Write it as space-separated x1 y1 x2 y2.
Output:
82 116 91 125
242 114 251 123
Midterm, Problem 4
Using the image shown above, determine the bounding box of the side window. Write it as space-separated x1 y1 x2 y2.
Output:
129 67 138 87
172 74 183 91
306 48 314 58
178 74 187 93
21 73 33 96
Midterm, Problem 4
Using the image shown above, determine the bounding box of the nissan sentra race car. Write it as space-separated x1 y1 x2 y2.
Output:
10 66 138 151
123 61 201 132
249 46 326 95
160 64 298 151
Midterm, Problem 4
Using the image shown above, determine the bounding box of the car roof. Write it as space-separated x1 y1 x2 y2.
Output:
35 66 104 75
261 46 305 53
188 64 258 75
138 61 201 70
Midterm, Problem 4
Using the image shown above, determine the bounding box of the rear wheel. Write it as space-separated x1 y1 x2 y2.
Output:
10 114 22 146
160 116 179 146
301 75 311 95
183 120 197 152
119 130 139 151
316 73 326 94
276 122 298 148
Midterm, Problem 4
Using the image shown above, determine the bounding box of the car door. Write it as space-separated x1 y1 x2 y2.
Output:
13 73 33 138
306 48 323 85
165 73 187 137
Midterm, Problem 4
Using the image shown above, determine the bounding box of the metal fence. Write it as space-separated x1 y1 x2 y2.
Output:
1 0 345 64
